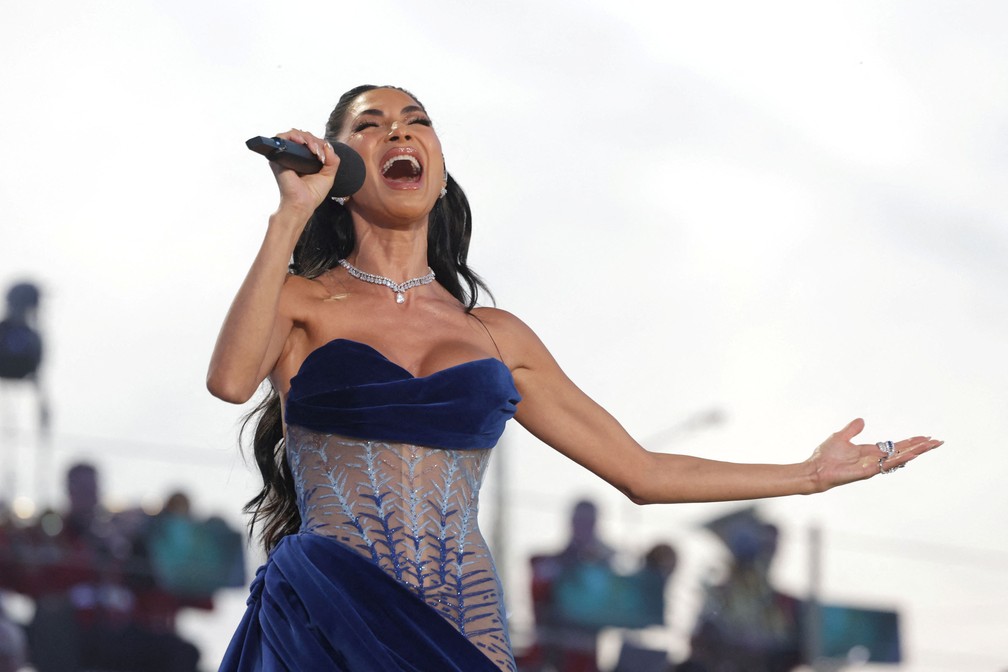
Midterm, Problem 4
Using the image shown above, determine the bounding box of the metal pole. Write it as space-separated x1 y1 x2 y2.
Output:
808 524 824 671
0 381 17 506
35 377 51 507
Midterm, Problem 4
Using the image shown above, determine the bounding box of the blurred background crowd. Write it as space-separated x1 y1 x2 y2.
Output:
4 1 1008 669
0 282 243 671
0 463 241 672
0 282 901 672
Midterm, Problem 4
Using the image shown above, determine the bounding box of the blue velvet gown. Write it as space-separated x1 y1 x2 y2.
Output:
219 339 521 672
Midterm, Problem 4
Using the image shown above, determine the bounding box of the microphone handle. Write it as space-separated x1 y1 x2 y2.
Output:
245 136 323 174
245 135 366 198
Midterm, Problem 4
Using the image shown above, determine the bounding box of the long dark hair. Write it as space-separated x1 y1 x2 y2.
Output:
242 85 491 552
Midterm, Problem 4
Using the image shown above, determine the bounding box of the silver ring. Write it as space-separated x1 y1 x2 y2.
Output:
876 440 895 458
878 458 905 475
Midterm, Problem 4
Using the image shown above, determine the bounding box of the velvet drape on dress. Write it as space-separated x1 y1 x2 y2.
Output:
219 533 500 671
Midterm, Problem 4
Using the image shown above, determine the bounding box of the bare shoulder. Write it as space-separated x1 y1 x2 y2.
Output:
280 272 330 298
279 271 340 319
276 272 345 357
470 306 552 370
470 306 535 340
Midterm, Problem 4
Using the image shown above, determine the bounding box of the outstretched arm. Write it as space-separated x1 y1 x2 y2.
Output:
484 310 941 504
206 131 338 403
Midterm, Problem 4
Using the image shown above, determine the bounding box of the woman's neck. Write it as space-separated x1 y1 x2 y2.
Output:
348 218 430 280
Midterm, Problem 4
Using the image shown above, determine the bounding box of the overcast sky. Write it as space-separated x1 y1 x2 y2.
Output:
2 1 1006 670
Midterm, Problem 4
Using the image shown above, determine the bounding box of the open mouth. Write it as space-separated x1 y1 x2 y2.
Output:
381 153 423 184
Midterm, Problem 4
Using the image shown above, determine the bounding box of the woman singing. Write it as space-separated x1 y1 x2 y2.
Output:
207 85 941 672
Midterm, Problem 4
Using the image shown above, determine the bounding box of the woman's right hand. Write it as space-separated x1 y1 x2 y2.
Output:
270 129 341 217
207 129 339 404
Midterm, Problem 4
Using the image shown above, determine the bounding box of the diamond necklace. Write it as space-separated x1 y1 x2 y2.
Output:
337 258 436 304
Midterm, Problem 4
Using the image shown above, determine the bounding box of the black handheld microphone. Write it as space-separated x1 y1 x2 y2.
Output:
245 136 367 198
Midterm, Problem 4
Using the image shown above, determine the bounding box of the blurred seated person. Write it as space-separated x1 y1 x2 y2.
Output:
14 462 201 672
635 542 677 624
524 499 616 672
680 510 802 672
608 543 679 672
129 491 218 635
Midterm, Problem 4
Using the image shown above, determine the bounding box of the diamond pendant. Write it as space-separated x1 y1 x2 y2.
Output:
395 292 405 304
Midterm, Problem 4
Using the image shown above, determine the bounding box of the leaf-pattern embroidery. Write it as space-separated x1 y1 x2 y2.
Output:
287 429 515 672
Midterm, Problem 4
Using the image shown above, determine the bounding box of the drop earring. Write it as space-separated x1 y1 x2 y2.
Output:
331 196 348 206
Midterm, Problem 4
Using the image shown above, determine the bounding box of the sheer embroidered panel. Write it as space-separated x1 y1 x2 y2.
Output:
286 427 515 671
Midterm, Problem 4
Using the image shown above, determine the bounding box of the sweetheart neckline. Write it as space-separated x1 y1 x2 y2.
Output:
296 338 508 382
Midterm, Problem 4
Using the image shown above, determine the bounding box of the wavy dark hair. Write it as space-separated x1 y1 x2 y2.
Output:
241 85 492 552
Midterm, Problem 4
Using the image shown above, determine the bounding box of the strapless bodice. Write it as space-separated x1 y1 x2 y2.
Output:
281 338 520 671
285 339 520 449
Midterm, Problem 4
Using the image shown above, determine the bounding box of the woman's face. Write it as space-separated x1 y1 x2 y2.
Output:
336 87 445 225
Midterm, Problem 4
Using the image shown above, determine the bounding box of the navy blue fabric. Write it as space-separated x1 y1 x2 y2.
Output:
218 533 500 671
284 339 520 450
220 338 521 671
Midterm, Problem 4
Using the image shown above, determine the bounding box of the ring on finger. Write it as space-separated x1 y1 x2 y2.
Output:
876 440 895 458
878 458 905 475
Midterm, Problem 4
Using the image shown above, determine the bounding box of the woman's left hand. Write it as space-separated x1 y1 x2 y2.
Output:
807 418 943 491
